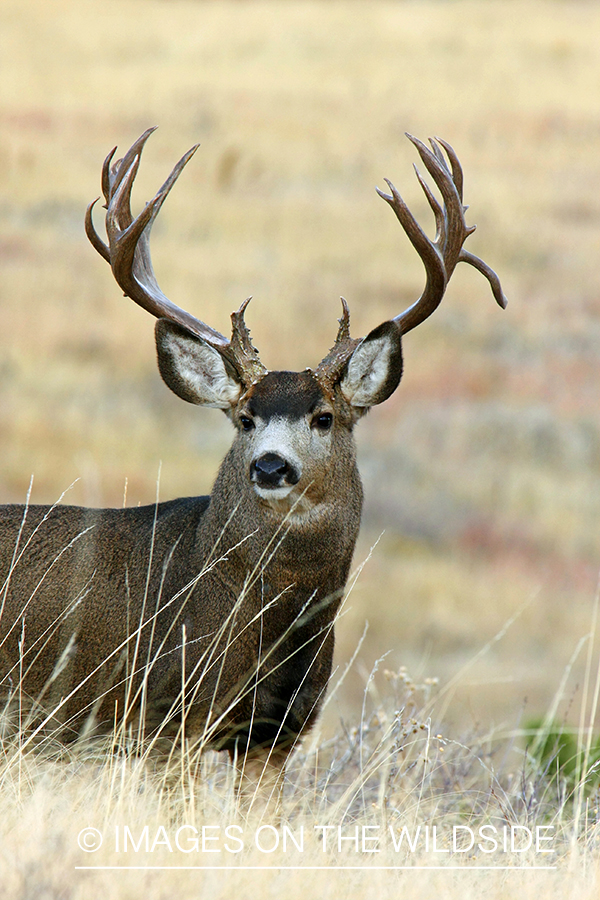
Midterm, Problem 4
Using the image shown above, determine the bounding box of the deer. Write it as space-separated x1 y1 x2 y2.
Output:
0 129 505 799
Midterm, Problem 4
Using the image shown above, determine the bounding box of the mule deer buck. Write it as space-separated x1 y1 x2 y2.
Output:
0 129 505 790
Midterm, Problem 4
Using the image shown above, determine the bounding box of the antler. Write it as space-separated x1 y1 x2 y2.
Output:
85 127 266 385
314 134 506 389
379 134 506 334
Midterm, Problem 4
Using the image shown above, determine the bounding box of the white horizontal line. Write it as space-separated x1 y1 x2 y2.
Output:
75 865 558 871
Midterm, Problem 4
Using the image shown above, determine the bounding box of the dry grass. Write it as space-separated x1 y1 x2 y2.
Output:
1 0 600 893
2 654 600 898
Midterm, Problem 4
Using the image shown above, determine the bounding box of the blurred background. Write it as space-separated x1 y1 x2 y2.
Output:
1 0 599 741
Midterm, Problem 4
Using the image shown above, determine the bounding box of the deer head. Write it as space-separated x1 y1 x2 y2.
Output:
86 129 505 511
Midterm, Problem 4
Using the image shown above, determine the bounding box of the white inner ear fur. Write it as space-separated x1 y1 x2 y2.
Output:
163 330 242 408
340 333 395 408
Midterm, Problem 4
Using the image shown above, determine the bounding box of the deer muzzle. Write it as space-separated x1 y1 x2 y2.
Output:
250 452 300 493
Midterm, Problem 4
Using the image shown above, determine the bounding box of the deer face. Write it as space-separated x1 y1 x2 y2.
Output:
154 319 403 513
236 371 336 508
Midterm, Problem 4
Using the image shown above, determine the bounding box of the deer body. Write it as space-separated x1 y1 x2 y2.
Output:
0 130 505 779
0 368 364 755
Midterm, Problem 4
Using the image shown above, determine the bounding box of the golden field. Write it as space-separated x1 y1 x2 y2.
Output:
1 0 600 895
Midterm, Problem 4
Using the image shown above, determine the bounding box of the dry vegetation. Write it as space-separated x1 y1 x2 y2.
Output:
1 0 600 895
2 657 600 898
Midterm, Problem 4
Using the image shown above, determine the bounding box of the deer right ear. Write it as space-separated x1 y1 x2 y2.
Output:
339 320 403 409
155 320 243 409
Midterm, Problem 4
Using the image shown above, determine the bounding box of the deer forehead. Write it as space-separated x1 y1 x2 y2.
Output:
242 371 329 420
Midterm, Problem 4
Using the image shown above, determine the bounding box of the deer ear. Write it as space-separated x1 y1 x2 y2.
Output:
155 320 242 409
340 321 403 409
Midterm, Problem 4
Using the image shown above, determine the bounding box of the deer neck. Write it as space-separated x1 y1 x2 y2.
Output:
197 439 363 597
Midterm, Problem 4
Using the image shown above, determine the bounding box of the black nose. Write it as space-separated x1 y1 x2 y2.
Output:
251 453 298 487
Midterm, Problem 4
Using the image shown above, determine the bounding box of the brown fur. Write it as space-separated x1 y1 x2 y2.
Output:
0 379 363 766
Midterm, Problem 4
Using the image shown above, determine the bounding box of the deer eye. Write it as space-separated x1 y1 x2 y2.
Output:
239 415 255 432
312 413 333 432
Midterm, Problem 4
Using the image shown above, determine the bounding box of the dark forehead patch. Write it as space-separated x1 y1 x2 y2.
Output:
246 371 327 420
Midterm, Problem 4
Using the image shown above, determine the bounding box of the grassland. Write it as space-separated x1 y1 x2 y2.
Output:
1 0 600 895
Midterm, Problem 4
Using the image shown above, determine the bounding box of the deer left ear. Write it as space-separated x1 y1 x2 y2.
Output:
340 321 403 409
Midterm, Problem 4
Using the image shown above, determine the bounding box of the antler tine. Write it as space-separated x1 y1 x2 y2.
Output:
311 297 362 393
414 165 446 251
86 129 268 384
229 296 266 384
106 152 140 233
85 198 110 262
427 137 449 173
435 136 464 204
101 146 116 208
460 249 507 309
335 297 352 343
